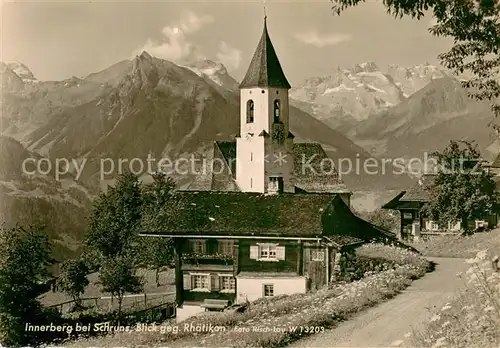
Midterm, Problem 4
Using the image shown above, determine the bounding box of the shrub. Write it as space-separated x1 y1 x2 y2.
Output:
338 243 431 281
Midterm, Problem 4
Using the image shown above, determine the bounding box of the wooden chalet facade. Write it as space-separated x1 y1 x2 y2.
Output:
383 174 498 240
141 191 401 322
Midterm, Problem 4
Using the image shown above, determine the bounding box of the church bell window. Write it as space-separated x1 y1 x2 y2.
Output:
273 100 280 123
247 100 254 123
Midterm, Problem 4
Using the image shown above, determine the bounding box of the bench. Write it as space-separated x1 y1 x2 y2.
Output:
200 299 230 310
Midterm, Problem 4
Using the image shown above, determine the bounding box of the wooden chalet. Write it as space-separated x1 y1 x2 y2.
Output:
383 174 498 240
140 191 401 322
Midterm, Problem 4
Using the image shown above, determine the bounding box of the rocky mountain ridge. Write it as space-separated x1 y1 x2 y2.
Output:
289 61 449 131
2 53 398 192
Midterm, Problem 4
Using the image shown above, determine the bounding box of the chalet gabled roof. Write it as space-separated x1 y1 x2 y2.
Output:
382 191 407 209
142 192 401 247
402 174 436 201
144 191 337 237
239 18 291 89
382 174 437 210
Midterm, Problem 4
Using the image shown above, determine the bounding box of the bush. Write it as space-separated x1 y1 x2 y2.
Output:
357 243 430 269
338 243 431 281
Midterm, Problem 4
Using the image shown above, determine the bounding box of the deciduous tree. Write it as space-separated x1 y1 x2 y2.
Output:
56 259 89 310
0 224 53 347
140 172 177 287
362 209 400 233
97 253 143 322
85 171 143 258
423 140 498 233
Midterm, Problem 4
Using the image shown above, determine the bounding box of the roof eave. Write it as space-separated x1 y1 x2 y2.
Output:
139 232 323 240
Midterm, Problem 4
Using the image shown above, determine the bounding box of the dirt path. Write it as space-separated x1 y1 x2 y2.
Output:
288 257 470 348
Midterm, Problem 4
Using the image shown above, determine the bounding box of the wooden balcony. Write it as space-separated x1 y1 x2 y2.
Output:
181 253 234 266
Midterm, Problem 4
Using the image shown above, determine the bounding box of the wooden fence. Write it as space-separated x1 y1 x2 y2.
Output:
420 231 462 236
47 291 175 315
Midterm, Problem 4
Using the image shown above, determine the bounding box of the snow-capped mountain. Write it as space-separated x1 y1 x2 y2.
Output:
183 58 239 92
4 61 37 82
350 76 496 159
386 62 446 97
290 62 449 131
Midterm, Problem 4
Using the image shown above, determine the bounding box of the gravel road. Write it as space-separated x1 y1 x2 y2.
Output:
288 257 470 348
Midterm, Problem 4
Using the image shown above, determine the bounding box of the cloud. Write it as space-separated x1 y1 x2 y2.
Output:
216 41 242 71
295 31 352 47
178 12 214 34
428 17 438 27
133 12 214 63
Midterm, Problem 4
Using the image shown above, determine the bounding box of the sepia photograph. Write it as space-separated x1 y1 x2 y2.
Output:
0 0 499 347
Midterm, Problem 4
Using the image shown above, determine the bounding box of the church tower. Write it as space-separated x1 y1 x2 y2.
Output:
236 17 294 193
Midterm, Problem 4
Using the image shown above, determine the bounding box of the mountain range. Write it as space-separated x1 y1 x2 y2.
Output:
1 54 497 259
289 61 449 132
350 76 497 160
2 53 408 191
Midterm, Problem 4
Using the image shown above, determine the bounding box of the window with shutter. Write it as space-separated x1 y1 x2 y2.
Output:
183 274 191 290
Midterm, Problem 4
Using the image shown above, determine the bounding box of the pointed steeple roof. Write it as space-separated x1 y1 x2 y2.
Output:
239 17 291 89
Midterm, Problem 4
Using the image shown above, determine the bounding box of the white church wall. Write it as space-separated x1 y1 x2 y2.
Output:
236 135 265 192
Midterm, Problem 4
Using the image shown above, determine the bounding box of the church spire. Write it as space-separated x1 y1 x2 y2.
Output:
239 16 291 89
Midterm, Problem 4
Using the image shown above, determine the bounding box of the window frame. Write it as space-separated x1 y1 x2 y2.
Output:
259 244 277 260
220 275 235 291
263 284 274 297
190 273 210 292
268 176 283 194
218 240 233 255
311 250 325 262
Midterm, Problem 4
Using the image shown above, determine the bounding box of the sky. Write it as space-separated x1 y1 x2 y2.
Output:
1 0 452 85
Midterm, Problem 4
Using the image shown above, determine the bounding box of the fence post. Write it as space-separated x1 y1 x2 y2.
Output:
144 293 147 307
